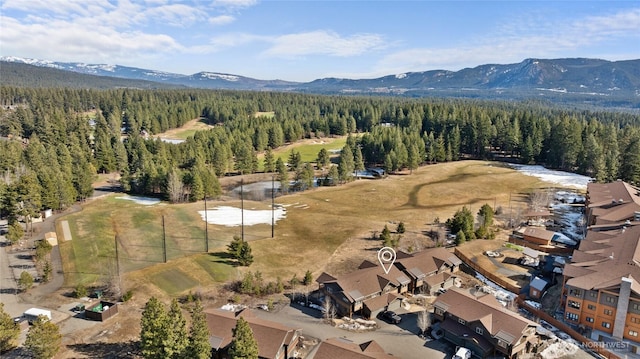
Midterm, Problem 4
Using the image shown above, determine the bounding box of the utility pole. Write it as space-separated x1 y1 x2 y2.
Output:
272 175 275 238
204 196 209 252
240 178 244 242
162 215 167 263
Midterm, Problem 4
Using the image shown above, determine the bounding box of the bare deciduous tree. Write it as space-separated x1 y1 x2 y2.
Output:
167 169 186 203
529 189 553 211
323 296 336 323
417 309 431 336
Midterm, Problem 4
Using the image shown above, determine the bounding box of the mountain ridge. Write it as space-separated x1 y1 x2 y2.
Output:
2 56 639 109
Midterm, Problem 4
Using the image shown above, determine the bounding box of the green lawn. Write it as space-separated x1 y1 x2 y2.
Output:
150 268 200 296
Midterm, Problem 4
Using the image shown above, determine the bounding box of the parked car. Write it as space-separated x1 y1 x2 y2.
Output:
379 310 401 324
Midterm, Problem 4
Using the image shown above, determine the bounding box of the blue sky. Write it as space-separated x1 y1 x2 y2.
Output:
1 0 639 82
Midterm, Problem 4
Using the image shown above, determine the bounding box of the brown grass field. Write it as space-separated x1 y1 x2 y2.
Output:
59 160 553 298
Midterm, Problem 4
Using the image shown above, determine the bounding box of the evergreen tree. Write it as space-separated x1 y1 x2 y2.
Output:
6 222 23 246
276 157 289 193
446 207 474 240
165 299 188 358
316 148 330 170
238 241 254 267
396 221 406 234
24 316 61 359
228 317 259 359
303 270 313 286
0 303 19 353
327 165 339 186
140 296 167 359
287 150 302 171
187 299 211 359
338 145 354 181
477 204 494 228
354 146 365 172
263 148 275 173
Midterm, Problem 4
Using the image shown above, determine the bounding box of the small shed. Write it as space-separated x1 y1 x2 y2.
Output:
523 247 542 259
529 276 548 299
84 301 118 321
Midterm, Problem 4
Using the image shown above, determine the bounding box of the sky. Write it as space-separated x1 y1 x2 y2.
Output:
1 0 639 82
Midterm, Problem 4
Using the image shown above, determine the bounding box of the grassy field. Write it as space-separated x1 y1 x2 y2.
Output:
58 160 549 296
154 118 214 140
257 136 349 171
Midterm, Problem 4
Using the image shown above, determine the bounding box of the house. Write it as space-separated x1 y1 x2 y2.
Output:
312 337 396 359
317 260 410 318
205 308 301 359
529 276 547 300
586 181 640 228
433 288 540 358
317 248 462 317
394 247 461 294
560 181 640 354
522 227 556 246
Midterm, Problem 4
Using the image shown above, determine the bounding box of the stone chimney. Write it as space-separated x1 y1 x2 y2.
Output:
613 277 632 339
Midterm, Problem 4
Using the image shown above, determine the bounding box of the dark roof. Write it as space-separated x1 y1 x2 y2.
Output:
312 337 396 359
204 309 300 359
433 288 537 345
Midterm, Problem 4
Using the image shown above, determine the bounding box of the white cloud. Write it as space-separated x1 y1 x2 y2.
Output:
209 14 235 26
135 4 208 27
1 0 115 17
262 30 386 58
374 7 640 75
213 0 258 9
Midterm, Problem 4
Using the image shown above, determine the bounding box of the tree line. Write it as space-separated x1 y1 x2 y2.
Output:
1 87 639 219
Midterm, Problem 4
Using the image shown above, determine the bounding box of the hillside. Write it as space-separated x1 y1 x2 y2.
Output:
2 56 639 109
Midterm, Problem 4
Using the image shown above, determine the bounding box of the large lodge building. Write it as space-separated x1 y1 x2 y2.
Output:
562 181 640 351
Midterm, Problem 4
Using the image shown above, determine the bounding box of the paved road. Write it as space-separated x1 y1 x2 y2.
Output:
254 303 451 359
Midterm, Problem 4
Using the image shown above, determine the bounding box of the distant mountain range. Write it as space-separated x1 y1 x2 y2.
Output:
2 56 639 109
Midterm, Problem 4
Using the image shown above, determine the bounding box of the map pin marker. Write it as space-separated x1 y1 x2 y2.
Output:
378 247 396 274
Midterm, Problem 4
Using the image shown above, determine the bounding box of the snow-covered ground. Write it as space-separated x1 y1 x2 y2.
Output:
198 206 286 227
509 164 592 190
116 195 161 205
159 138 185 144
552 191 586 242
475 273 516 304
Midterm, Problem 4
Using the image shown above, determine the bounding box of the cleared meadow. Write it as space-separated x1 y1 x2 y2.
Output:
58 160 547 295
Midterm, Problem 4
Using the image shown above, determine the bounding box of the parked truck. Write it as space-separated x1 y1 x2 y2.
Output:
453 347 472 359
23 308 52 324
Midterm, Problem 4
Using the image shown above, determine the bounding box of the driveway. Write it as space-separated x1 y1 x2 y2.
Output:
254 303 451 359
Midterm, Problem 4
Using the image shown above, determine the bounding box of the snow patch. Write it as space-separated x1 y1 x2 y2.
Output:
540 340 579 358
509 164 592 190
199 206 286 227
199 72 239 81
395 73 407 79
116 195 161 205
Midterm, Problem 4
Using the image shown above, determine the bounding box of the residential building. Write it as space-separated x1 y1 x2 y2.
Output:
561 181 640 353
317 248 461 318
205 308 301 359
312 337 396 359
433 288 540 358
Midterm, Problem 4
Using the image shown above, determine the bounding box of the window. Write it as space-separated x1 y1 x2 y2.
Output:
568 300 581 309
589 291 597 298
629 330 639 337
604 309 613 316
633 303 640 311
569 289 583 297
603 322 611 329
606 296 616 304
476 327 483 335
586 317 594 323
566 312 579 321
587 304 596 310
458 318 466 325
435 308 444 315
631 317 640 324
497 340 507 348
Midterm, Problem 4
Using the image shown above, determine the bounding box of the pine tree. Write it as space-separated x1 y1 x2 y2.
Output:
187 300 211 359
303 270 313 286
164 299 188 358
140 297 167 359
276 157 289 193
263 148 275 173
316 148 330 169
24 316 61 359
18 271 33 292
0 303 19 353
228 317 259 359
